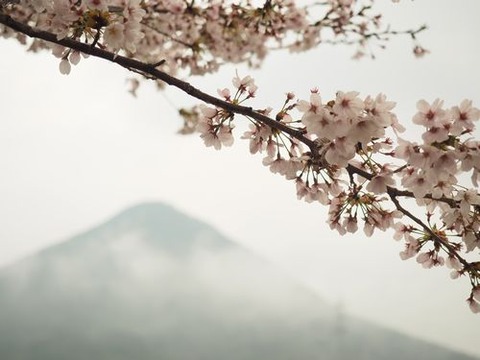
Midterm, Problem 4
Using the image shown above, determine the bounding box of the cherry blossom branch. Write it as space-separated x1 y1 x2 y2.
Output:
0 13 469 239
2 0 427 77
0 13 313 147
0 14 471 213
388 188 469 268
0 10 440 211
1 8 480 312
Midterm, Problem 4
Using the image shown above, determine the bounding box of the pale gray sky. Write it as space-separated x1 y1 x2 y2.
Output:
1 1 479 357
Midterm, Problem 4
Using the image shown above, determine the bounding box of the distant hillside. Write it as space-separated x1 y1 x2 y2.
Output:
0 203 476 360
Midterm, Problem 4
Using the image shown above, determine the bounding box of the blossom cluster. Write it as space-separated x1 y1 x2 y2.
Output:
199 74 258 149
187 74 480 313
1 0 425 77
11 0 146 73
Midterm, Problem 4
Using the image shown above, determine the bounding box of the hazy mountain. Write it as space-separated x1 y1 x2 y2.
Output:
0 203 476 360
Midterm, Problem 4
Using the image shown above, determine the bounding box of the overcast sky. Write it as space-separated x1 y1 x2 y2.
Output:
1 0 479 357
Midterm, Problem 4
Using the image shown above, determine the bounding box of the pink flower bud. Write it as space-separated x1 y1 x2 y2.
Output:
473 286 480 302
467 297 480 314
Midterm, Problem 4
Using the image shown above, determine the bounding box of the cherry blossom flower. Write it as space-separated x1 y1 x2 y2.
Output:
348 118 383 146
400 238 420 260
309 183 329 205
104 22 125 51
343 215 358 233
416 252 434 268
408 145 440 169
457 141 480 173
328 217 347 236
363 220 375 237
217 88 231 101
431 151 457 175
59 58 71 75
394 139 417 160
85 0 110 11
455 189 480 217
446 255 462 271
473 286 480 302
413 45 429 58
463 231 480 252
69 51 81 66
296 179 309 200
413 99 447 127
123 0 146 22
324 137 356 167
297 92 322 114
401 170 432 199
332 91 364 120
241 123 272 154
467 297 480 314
393 223 413 241
366 170 395 194
232 73 255 92
198 123 234 150
421 125 450 144
364 93 396 127
263 156 300 179
431 174 456 199
450 271 462 280
450 99 480 135
123 21 144 53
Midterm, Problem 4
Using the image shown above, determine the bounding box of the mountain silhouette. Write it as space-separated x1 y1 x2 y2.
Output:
0 203 476 360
